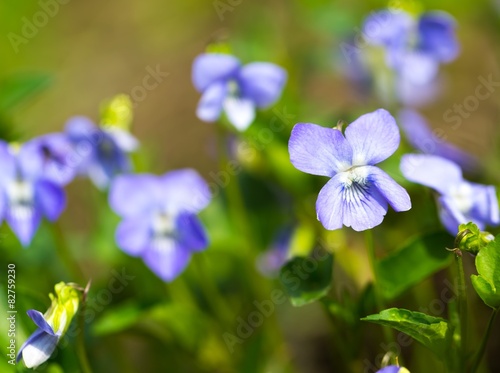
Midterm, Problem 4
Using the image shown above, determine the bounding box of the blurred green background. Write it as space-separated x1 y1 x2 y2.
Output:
1 0 500 372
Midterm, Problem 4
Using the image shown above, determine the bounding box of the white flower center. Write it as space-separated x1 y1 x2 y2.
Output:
6 180 34 220
449 182 474 213
151 212 177 252
339 166 370 203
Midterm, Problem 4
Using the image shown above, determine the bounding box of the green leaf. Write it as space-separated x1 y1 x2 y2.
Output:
92 302 142 336
378 231 453 300
147 303 211 351
362 308 450 356
471 235 500 309
0 73 52 111
279 251 333 307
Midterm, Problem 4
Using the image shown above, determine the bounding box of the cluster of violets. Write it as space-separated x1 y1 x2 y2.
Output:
5 9 499 283
10 5 500 370
348 8 459 107
14 55 289 369
0 110 136 246
2 53 289 283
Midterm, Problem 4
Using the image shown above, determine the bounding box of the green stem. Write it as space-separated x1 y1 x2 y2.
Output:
364 230 392 344
320 300 354 373
166 276 197 308
192 253 234 325
215 125 255 254
76 303 93 373
214 124 287 362
51 222 85 283
470 309 498 373
455 253 468 372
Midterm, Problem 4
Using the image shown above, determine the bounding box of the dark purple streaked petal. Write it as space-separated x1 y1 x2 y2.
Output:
341 181 389 232
196 82 227 123
238 62 287 108
345 109 400 166
366 166 411 212
192 53 241 92
176 213 208 252
109 174 161 217
17 328 59 368
418 11 459 63
115 216 151 256
35 180 66 221
289 123 352 177
400 154 462 195
142 240 192 282
160 169 211 213
26 310 55 335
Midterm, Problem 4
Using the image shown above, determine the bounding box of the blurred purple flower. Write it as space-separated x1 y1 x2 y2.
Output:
256 227 293 277
398 109 477 171
192 53 287 131
20 133 76 186
401 154 499 234
363 10 459 85
65 116 138 189
109 169 211 281
288 109 411 231
0 141 66 246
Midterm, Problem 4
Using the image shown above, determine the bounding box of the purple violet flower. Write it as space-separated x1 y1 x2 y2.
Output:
400 154 499 234
64 116 138 189
398 109 477 171
192 53 287 131
109 169 211 281
363 10 459 85
288 109 411 231
0 141 66 246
